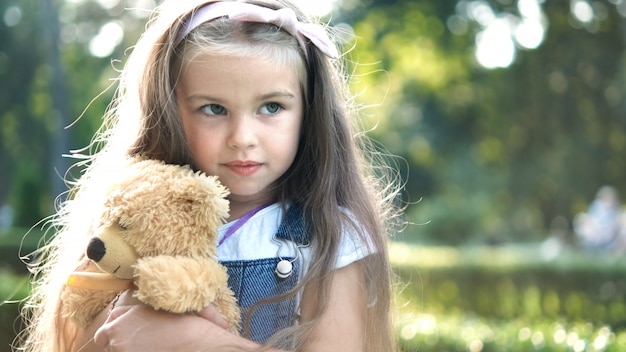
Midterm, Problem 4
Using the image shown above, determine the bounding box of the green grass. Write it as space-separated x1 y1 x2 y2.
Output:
389 241 626 271
2 239 625 351
0 227 45 349
390 241 626 351
0 268 30 299
0 267 31 350
396 313 626 351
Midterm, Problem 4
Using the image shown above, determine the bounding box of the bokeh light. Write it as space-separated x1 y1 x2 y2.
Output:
453 0 549 69
89 21 124 58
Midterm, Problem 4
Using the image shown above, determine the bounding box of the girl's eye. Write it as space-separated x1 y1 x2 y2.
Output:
201 104 226 116
260 102 282 114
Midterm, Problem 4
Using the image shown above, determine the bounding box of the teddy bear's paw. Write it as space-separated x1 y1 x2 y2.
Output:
61 286 118 327
134 256 230 313
214 291 242 333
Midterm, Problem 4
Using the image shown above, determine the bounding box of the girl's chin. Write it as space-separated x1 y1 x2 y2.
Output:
226 188 275 202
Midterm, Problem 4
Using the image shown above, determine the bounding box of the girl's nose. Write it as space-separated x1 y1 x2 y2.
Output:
228 115 258 149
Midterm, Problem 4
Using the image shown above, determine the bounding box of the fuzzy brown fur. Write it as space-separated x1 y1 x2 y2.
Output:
61 158 240 332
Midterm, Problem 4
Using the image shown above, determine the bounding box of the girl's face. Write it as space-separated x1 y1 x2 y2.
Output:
176 52 303 205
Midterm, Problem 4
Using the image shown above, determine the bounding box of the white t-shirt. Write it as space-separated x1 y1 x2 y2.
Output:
217 203 370 273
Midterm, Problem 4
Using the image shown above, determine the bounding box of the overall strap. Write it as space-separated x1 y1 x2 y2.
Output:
274 204 311 245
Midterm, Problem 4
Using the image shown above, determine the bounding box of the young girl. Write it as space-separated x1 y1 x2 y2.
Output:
17 0 402 351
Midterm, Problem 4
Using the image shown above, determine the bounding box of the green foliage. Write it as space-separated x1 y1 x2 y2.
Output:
0 268 31 350
2 0 626 248
0 0 143 228
397 316 626 352
391 242 626 351
2 240 626 350
9 162 48 228
340 0 626 244
0 226 45 274
0 228 42 348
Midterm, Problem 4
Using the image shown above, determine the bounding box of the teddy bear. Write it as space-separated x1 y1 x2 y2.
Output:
61 157 240 332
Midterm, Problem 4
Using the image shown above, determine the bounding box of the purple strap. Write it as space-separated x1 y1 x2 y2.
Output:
218 202 274 247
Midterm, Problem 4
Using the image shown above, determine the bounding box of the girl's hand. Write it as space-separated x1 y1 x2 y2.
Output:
195 303 231 331
93 290 241 351
111 290 231 330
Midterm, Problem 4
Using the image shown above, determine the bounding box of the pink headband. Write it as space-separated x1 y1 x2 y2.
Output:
175 1 339 59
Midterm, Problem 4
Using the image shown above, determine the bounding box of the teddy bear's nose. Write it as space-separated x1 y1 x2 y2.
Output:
86 237 106 262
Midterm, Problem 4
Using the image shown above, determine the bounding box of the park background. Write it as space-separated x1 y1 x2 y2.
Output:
1 0 626 351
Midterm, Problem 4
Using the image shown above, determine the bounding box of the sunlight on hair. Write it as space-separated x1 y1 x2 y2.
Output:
294 0 337 17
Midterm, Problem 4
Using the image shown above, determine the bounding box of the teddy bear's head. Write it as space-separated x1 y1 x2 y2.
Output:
86 158 229 279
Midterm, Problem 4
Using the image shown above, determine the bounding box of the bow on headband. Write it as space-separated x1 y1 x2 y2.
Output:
175 1 339 59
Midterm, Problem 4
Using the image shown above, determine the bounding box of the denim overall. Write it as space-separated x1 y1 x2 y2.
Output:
220 205 310 343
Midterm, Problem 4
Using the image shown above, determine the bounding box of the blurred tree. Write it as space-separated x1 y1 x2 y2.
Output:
2 0 625 245
1 0 50 227
340 0 626 244
42 0 71 203
0 0 149 227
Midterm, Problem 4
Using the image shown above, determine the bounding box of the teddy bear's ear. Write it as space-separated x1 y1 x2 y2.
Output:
176 173 230 224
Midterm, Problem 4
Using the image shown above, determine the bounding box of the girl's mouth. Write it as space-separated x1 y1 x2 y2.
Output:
226 161 262 177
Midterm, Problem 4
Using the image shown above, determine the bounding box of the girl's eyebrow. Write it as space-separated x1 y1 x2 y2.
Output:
185 91 296 102
256 91 296 100
185 94 224 103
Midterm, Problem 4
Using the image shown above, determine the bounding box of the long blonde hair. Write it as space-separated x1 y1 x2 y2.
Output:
17 1 402 351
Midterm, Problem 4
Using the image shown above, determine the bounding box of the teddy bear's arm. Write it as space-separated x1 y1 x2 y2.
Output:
133 256 240 331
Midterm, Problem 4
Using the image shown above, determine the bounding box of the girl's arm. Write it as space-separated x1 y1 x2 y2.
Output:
72 291 238 351
299 261 367 352
91 262 367 351
94 304 258 351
